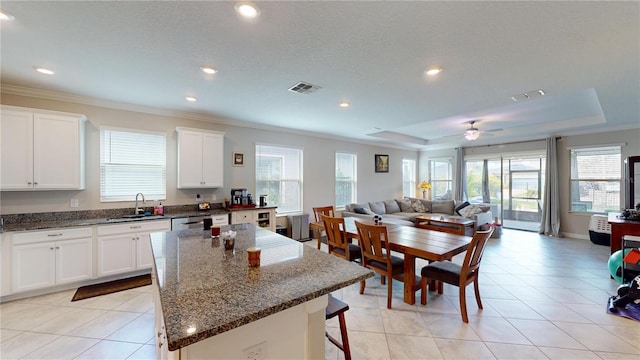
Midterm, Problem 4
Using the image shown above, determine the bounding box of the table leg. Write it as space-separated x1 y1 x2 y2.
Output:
403 254 416 304
316 229 323 250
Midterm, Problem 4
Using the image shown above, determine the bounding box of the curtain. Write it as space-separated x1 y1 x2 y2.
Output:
482 159 490 203
540 137 561 236
454 147 465 201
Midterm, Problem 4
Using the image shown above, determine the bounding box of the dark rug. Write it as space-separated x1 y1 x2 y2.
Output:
71 274 151 302
607 299 640 322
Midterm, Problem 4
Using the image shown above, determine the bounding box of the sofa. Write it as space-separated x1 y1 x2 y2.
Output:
342 198 493 228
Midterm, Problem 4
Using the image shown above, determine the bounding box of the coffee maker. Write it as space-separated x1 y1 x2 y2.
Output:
231 188 252 206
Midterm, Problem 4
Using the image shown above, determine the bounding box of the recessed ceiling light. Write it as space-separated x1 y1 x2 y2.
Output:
0 9 15 21
235 2 260 19
200 66 218 75
425 67 443 76
185 96 197 102
33 66 55 75
339 101 350 108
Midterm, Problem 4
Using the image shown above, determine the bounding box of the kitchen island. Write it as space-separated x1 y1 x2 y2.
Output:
150 223 373 359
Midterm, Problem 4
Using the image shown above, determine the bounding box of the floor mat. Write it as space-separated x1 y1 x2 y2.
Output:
607 298 640 322
71 274 151 301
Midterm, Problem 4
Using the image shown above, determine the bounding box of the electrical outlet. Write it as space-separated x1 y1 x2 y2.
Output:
243 341 267 360
70 198 79 208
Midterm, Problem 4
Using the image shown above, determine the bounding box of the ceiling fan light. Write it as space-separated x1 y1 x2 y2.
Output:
465 129 480 141
235 2 260 19
0 9 15 21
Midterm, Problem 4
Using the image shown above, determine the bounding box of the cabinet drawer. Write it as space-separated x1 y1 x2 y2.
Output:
232 211 256 223
12 227 93 245
211 214 229 225
98 220 171 236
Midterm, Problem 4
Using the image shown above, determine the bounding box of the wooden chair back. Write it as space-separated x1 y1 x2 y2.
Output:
321 215 350 260
313 206 335 222
354 221 389 266
461 228 493 278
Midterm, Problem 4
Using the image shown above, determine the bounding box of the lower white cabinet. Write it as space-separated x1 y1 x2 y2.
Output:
11 227 93 293
230 207 276 231
97 220 170 277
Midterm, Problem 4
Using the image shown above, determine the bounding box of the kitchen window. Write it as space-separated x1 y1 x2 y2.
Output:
100 127 166 202
256 144 303 214
570 145 621 213
336 152 357 208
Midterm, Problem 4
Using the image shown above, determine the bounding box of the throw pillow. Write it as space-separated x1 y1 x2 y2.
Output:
384 199 401 213
364 208 377 215
399 198 415 212
432 200 455 215
412 199 427 212
353 207 368 214
369 201 386 215
459 204 482 218
454 201 470 216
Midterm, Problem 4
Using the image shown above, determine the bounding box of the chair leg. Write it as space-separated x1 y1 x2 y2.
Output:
473 279 483 309
359 279 366 294
387 278 393 309
459 285 468 323
420 277 428 305
381 275 386 285
338 312 351 360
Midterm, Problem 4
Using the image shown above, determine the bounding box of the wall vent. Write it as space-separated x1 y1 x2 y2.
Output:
288 81 322 94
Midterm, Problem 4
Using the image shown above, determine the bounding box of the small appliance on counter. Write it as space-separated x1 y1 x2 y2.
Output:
259 194 268 207
229 188 255 207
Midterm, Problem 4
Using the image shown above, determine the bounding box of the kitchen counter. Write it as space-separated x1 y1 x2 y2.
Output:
150 223 373 355
1 206 229 233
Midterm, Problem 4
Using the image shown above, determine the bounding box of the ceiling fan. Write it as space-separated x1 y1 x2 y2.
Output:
463 120 502 141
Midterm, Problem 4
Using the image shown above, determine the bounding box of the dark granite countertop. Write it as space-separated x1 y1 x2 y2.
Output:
1 206 230 233
150 224 373 351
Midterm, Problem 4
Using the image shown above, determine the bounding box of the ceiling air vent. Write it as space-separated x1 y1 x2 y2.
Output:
288 81 322 94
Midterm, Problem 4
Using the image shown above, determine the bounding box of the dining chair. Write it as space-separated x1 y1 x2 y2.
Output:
321 215 362 262
419 228 494 323
313 206 335 249
325 293 352 360
355 220 404 309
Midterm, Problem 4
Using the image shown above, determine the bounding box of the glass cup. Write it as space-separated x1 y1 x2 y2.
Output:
211 225 221 237
247 247 261 267
223 237 235 250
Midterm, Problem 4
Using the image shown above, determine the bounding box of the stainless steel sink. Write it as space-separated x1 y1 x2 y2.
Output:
106 214 165 222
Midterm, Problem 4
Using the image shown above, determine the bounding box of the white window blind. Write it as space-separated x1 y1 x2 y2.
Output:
100 128 166 202
430 159 453 200
570 146 621 212
336 152 357 208
256 144 303 214
402 159 416 198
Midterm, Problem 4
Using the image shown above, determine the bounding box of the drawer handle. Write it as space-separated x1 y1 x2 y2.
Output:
47 233 63 237
129 225 142 229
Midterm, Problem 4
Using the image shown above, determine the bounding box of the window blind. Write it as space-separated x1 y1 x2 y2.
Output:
100 128 166 202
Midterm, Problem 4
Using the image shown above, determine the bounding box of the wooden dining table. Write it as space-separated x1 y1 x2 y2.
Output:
311 217 472 305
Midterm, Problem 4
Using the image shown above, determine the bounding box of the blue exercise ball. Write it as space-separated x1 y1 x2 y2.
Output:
608 249 632 283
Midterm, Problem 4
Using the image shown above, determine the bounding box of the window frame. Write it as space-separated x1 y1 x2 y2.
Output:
569 145 622 213
402 158 416 198
335 152 357 209
429 158 453 200
255 144 303 215
99 126 167 202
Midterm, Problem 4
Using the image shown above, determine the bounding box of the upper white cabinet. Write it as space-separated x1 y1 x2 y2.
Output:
176 127 224 189
1 106 86 191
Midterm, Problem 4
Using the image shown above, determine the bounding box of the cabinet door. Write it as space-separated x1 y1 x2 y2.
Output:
231 210 256 224
201 133 223 187
97 234 137 277
136 233 154 270
12 242 56 293
56 237 93 284
33 113 83 190
0 110 34 190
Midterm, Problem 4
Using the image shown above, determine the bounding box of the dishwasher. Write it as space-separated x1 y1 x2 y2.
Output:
171 214 229 231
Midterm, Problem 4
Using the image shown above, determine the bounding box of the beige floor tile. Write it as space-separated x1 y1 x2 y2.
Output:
553 321 640 354
344 307 385 333
386 334 443 360
0 303 75 331
0 331 59 359
380 308 430 336
74 339 142 359
415 292 459 315
569 303 640 326
107 313 155 344
0 329 22 343
524 301 591 323
468 317 532 345
30 308 106 335
113 292 154 313
435 338 496 360
484 342 549 359
421 313 481 341
346 330 390 360
600 323 640 347
20 335 99 360
595 351 640 359
17 289 76 306
73 290 143 310
505 285 556 302
68 310 140 339
538 346 602 359
484 299 545 320
508 319 585 349
127 343 157 360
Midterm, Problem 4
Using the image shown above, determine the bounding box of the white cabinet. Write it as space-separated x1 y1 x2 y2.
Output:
0 106 86 190
11 227 93 293
97 220 170 277
176 127 225 189
230 208 277 232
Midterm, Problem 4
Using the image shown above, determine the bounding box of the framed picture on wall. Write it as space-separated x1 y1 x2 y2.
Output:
233 152 244 166
375 154 389 173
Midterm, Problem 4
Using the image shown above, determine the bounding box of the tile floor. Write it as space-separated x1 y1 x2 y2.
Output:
1 228 639 359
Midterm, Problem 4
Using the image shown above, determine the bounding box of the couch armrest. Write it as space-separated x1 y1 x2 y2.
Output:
473 211 493 227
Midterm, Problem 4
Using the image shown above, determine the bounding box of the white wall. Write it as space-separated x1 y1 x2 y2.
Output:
0 93 418 217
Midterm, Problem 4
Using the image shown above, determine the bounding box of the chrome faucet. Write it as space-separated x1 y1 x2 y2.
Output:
134 193 145 214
